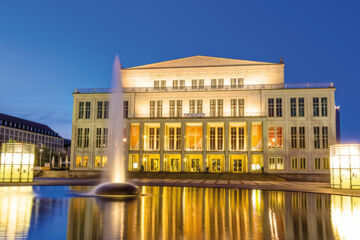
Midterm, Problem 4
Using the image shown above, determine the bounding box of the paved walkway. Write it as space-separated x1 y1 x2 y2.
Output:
1 178 360 197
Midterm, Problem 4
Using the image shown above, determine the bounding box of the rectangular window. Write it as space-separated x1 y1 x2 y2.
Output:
269 157 276 170
298 98 305 117
169 127 175 150
180 80 185 89
198 79 204 89
208 126 223 151
84 128 89 148
291 127 297 149
176 100 182 117
96 128 102 148
268 127 275 149
276 98 282 117
323 158 330 170
229 126 246 151
154 80 159 89
322 126 328 148
268 99 274 117
314 127 320 149
217 99 223 117
210 99 216 117
209 127 216 150
85 102 91 119
321 97 328 117
277 157 284 170
231 99 237 117
313 97 319 117
189 100 196 114
238 78 244 87
230 127 237 151
291 157 298 170
104 101 109 119
123 101 129 118
186 125 202 150
217 127 223 150
276 127 283 148
192 79 197 89
161 80 166 89
156 100 162 117
130 124 140 150
176 128 181 150
97 101 103 119
231 78 237 88
166 126 181 150
173 80 178 89
103 128 108 148
77 128 83 148
169 100 175 118
148 127 160 150
150 101 155 118
78 102 84 119
268 127 283 149
299 158 306 170
315 158 321 170
218 79 224 88
251 123 262 151
290 98 296 117
299 127 305 149
238 99 244 117
197 100 203 114
211 79 216 88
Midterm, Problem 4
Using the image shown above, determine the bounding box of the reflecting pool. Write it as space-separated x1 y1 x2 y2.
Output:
0 186 359 239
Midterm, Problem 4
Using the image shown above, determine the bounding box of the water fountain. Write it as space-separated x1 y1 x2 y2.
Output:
93 56 140 197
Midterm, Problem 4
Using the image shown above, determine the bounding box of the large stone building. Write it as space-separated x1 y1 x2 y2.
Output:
70 56 336 174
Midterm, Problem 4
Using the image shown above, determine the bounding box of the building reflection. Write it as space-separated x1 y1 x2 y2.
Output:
66 186 343 239
0 186 33 240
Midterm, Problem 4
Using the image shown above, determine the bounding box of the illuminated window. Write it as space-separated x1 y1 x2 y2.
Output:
179 80 185 89
76 156 82 167
230 125 246 151
313 97 319 116
129 124 140 150
165 154 181 172
322 126 328 148
276 127 283 148
208 125 224 151
128 154 139 171
323 157 329 170
314 127 320 149
166 125 181 150
78 102 84 119
268 127 275 148
185 154 202 172
232 157 244 173
82 156 89 167
298 98 305 117
321 97 328 116
186 124 202 151
251 155 263 172
251 123 262 151
209 156 222 172
85 102 91 119
277 157 284 170
150 158 159 171
269 157 276 169
95 156 107 168
149 128 159 150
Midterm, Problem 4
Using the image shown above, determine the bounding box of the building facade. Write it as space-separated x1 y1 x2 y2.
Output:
0 113 64 165
71 56 336 174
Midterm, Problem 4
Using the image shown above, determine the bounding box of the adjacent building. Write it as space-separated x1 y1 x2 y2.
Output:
71 56 336 174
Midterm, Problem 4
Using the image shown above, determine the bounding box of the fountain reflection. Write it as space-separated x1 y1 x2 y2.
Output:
0 187 33 240
66 187 348 239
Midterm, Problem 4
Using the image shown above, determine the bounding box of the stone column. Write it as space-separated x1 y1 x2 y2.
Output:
202 122 207 172
181 122 186 172
139 122 144 171
224 121 229 172
247 121 252 173
159 122 165 171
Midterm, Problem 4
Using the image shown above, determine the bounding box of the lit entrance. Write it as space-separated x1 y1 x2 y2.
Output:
143 154 160 172
207 154 224 172
164 154 181 172
251 155 263 173
230 155 247 173
185 154 203 172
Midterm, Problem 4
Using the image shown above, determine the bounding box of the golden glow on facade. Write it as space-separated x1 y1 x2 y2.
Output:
0 143 35 183
330 144 360 189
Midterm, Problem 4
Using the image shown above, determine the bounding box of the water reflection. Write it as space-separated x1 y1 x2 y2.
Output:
0 186 360 239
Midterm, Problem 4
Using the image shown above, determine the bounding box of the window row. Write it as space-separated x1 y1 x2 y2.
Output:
77 128 109 148
78 101 128 119
150 98 244 118
268 97 328 118
154 78 244 90
269 157 329 170
0 120 58 136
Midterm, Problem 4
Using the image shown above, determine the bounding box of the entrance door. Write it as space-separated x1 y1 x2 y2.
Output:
150 158 159 171
190 159 200 172
211 159 221 172
233 159 243 173
170 158 180 172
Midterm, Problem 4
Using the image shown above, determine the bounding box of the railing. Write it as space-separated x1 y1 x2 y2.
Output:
74 82 334 94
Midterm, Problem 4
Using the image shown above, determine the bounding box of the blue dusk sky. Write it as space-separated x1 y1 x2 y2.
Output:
0 0 359 141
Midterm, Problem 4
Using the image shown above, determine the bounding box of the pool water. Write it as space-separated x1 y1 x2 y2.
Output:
0 186 358 239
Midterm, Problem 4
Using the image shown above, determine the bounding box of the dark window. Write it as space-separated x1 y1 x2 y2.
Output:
268 99 274 117
123 101 129 118
313 98 319 117
290 98 296 117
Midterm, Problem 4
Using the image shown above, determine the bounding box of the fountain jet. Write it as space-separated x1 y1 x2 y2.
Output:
93 55 140 197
